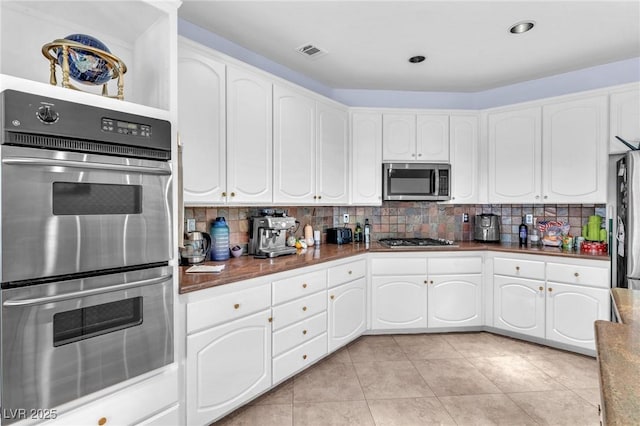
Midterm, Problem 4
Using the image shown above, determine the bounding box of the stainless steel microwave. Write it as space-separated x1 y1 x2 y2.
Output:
383 163 451 201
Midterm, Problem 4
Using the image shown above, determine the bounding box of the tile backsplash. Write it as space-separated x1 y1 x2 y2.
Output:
184 202 606 246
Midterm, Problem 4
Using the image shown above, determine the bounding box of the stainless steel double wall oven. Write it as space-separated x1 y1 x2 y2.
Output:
0 89 174 420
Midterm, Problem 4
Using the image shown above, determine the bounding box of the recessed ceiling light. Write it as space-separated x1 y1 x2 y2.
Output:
409 55 426 63
509 21 535 34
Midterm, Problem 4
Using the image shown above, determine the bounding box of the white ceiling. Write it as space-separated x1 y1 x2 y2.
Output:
178 1 640 92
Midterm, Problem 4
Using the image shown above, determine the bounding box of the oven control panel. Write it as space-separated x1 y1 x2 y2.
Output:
101 118 151 138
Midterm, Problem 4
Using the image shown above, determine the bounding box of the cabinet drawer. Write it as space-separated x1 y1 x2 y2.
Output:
546 262 610 288
494 257 545 280
273 311 327 356
371 258 427 275
272 291 327 330
428 257 482 274
187 283 270 334
273 333 328 385
272 269 326 305
328 259 366 288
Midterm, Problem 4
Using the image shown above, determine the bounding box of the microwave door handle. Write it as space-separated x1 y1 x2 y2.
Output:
2 157 171 175
433 169 439 196
3 273 173 307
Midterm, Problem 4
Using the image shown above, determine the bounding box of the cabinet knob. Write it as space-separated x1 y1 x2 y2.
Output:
313 195 317 199
539 286 544 291
234 303 240 309
98 418 107 426
348 270 352 274
302 283 308 288
222 191 227 197
302 329 307 335
515 266 520 271
268 317 273 322
411 153 416 157
574 272 579 277
544 195 548 199
230 192 236 197
424 280 428 284
418 153 422 157
548 288 553 292
535 195 540 199
452 197 455 200
430 280 434 284
318 195 322 199
330 295 335 300
302 306 307 311
303 354 308 360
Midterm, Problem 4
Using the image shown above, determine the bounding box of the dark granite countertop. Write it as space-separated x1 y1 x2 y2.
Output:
179 240 609 294
595 288 640 425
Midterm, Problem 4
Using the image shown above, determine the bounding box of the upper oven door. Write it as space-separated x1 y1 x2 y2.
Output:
1 145 172 283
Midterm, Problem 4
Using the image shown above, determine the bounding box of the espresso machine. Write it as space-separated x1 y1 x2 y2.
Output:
249 214 298 258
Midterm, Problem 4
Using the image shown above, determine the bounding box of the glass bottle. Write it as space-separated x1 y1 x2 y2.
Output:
518 216 528 247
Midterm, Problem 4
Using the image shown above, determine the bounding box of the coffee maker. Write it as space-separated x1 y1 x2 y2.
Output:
249 214 297 258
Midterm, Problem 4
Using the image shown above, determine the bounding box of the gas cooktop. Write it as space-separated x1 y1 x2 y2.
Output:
378 237 458 248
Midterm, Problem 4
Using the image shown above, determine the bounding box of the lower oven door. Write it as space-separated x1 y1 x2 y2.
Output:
1 266 173 418
1 145 172 283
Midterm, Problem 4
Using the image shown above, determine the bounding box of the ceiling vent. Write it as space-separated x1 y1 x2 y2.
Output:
296 43 328 59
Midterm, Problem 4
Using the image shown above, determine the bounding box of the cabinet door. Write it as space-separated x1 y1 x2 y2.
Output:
542 95 608 203
186 310 271 425
351 112 382 205
328 278 367 351
449 115 479 203
178 44 226 205
226 66 273 204
382 114 416 161
416 114 449 161
545 282 609 350
273 85 316 203
428 274 482 328
610 87 640 154
317 101 349 204
371 276 427 330
493 275 545 338
488 107 542 203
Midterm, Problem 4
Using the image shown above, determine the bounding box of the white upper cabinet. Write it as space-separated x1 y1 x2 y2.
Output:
542 95 608 203
488 106 542 203
317 100 349 204
351 111 383 205
1 1 177 111
273 85 317 203
417 114 450 161
226 65 273 204
178 41 226 205
609 85 640 154
383 113 449 162
488 95 607 204
449 115 479 203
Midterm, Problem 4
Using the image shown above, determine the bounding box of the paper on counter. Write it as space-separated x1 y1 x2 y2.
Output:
186 264 226 273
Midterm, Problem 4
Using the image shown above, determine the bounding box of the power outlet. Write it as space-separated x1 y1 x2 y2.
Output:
343 213 350 224
186 218 196 232
525 214 534 225
462 213 469 223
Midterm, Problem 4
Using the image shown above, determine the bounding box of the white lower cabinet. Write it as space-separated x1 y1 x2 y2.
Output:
428 274 482 328
493 275 546 338
371 275 428 329
186 309 272 425
328 277 367 351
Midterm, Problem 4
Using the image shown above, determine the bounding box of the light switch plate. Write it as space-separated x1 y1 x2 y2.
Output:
525 214 533 225
186 218 196 232
343 213 350 223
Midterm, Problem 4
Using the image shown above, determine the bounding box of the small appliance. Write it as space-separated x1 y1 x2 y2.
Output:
248 215 297 258
383 163 451 201
181 231 211 264
474 214 501 242
326 227 353 244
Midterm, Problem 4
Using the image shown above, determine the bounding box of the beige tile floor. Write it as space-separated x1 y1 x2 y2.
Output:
213 332 601 426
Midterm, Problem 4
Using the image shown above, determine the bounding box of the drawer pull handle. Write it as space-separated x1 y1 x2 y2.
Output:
303 329 307 335
539 286 544 291
330 295 335 300
98 418 107 426
302 306 307 311
515 266 520 271
302 283 308 288
574 272 579 277
234 303 240 309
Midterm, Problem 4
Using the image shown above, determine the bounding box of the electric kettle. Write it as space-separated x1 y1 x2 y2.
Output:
180 231 211 264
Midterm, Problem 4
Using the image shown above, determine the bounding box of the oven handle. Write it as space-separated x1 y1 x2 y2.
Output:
3 274 173 307
2 157 171 175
